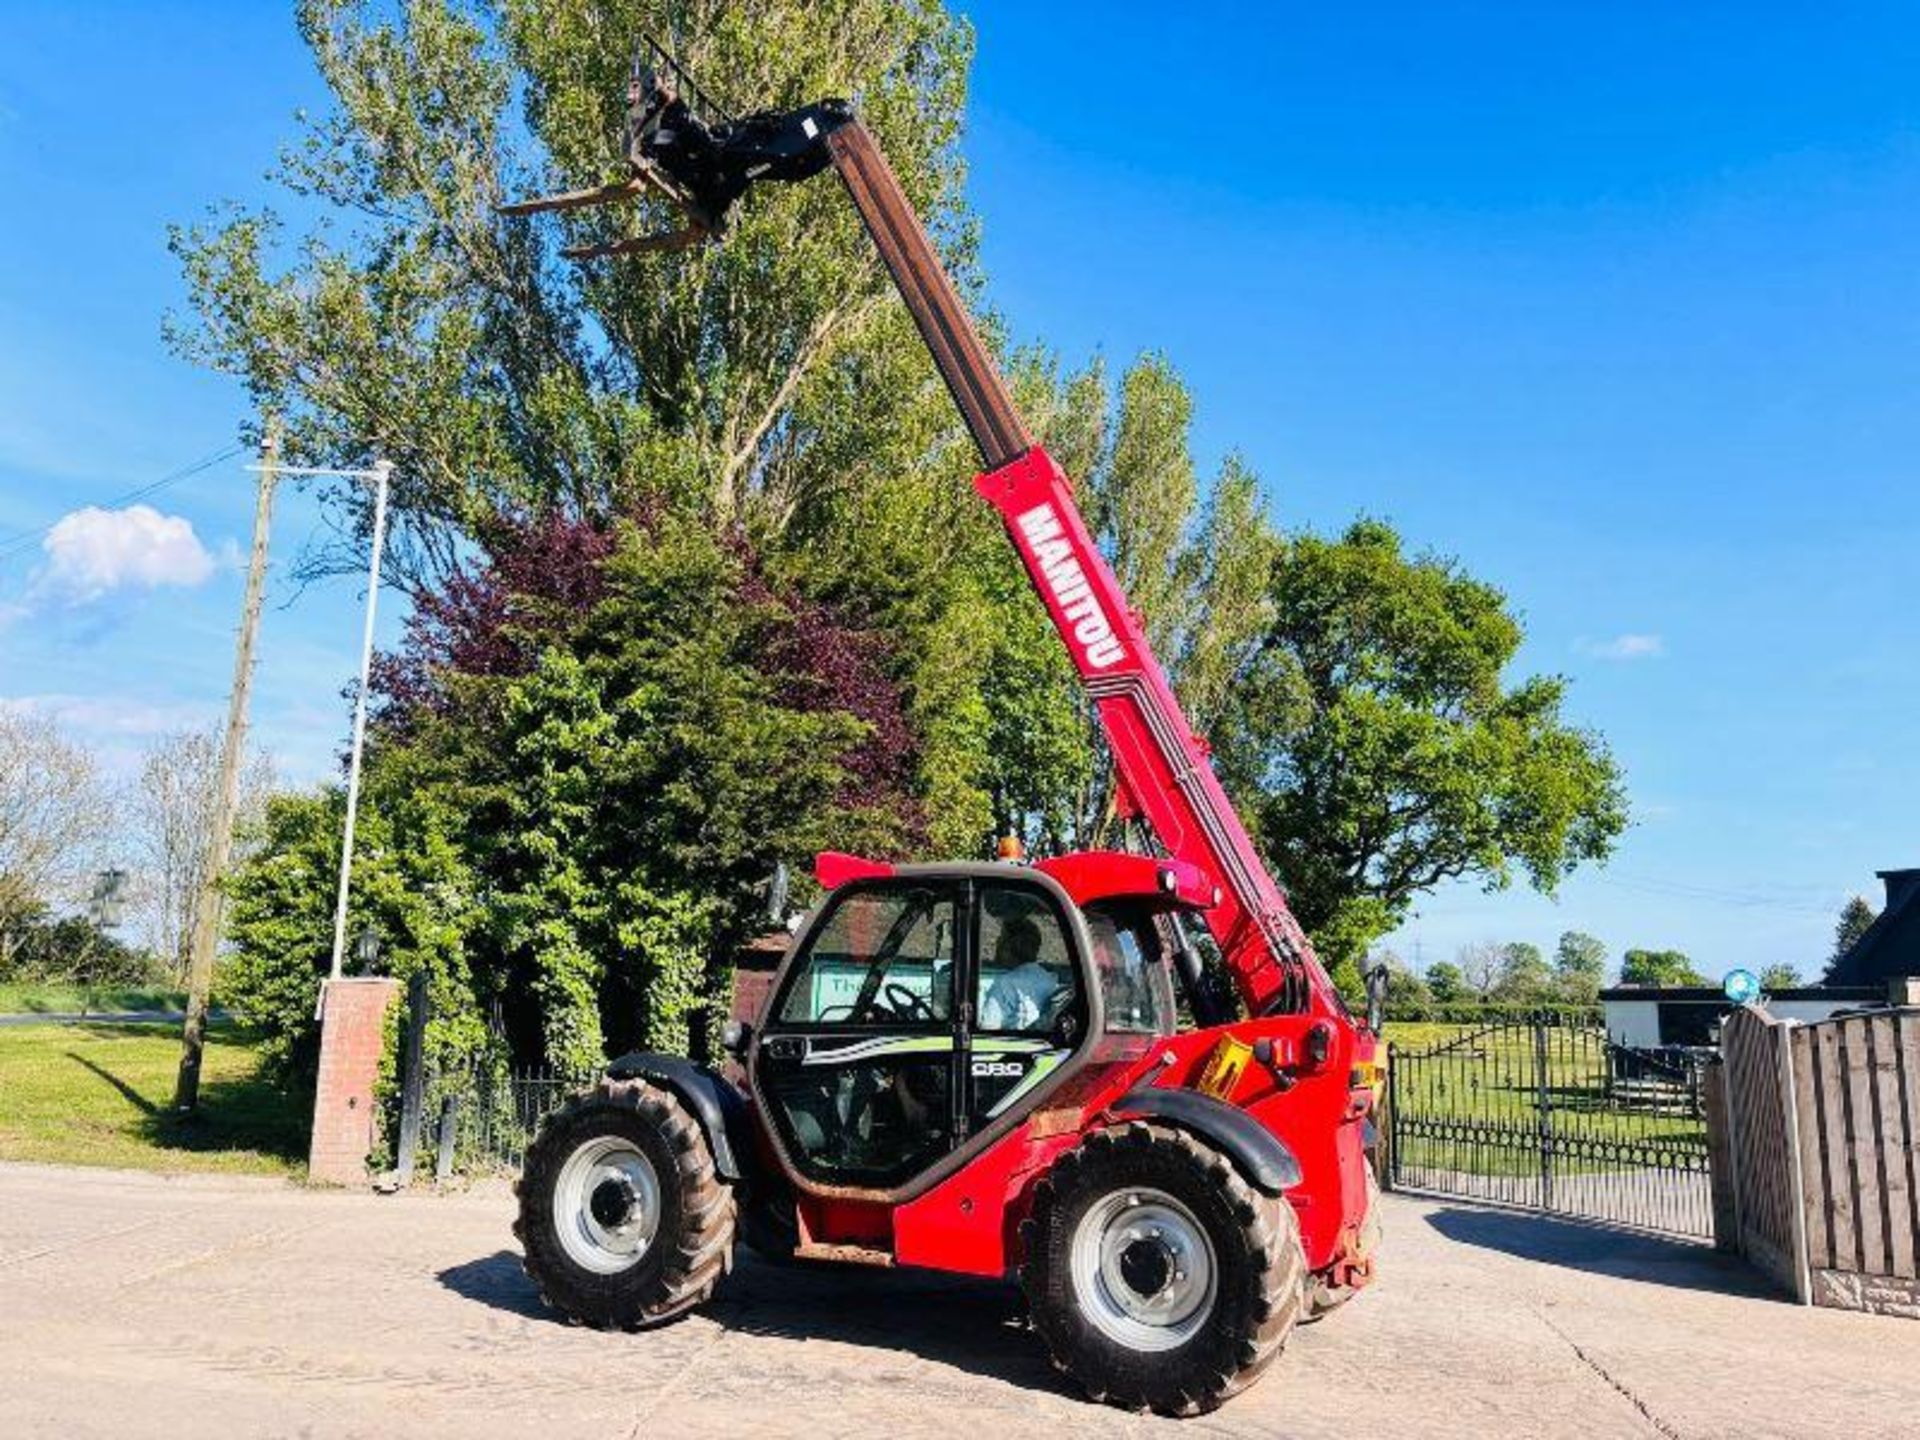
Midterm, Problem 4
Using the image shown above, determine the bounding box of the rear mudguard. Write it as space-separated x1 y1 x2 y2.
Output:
1107 1084 1302 1195
604 1051 755 1183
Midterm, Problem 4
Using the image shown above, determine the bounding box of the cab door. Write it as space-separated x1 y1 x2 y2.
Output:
964 879 1089 1136
754 882 964 1191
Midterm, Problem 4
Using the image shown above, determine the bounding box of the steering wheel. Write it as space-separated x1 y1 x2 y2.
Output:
880 982 936 1023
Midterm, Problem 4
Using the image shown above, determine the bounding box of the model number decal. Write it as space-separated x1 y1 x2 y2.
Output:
971 1059 1025 1079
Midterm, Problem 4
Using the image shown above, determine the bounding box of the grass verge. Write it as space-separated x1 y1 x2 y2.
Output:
0 1021 305 1176
0 982 188 1015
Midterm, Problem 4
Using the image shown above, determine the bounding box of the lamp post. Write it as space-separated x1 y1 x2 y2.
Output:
252 458 394 994
83 868 129 1018
354 927 381 974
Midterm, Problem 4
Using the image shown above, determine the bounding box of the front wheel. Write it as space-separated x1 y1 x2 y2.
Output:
514 1077 735 1328
1019 1122 1304 1416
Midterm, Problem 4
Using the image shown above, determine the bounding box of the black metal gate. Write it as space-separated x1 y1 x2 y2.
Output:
1386 1015 1713 1240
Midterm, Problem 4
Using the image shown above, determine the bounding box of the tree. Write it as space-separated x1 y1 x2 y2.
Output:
1491 941 1553 1005
1456 942 1505 1000
1425 960 1468 1005
226 510 916 1075
1553 930 1608 1004
131 728 274 980
0 710 110 961
1759 963 1802 990
1619 948 1706 987
1211 518 1627 967
169 0 980 588
0 904 157 988
1822 894 1879 981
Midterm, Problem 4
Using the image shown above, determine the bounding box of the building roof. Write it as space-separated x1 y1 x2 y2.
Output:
1825 867 1920 987
1599 985 1879 1004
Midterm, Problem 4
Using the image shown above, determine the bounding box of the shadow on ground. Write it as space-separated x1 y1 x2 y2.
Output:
1422 1203 1777 1298
64 1029 308 1165
439 1247 1075 1398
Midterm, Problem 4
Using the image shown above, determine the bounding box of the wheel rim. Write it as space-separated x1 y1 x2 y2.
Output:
1068 1187 1218 1352
553 1134 661 1275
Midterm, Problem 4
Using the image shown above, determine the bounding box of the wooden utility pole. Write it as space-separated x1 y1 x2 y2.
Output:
174 420 279 1112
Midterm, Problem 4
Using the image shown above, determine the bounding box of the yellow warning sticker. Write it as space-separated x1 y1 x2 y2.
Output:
1196 1035 1253 1101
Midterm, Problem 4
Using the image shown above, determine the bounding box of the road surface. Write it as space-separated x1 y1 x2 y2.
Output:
0 1161 1909 1438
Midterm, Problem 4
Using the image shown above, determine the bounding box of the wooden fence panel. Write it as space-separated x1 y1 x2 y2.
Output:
1870 1015 1914 1280
1898 1013 1920 1278
1812 1021 1856 1272
1844 1019 1886 1271
1790 1029 1828 1270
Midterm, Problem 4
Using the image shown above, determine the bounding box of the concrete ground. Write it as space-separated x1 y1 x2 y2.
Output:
0 1161 1910 1439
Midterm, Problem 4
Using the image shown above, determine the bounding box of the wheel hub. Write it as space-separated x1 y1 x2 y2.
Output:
553 1135 662 1275
589 1175 639 1229
1117 1235 1175 1299
1068 1188 1219 1353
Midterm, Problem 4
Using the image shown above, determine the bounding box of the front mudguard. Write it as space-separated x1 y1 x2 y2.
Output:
1106 1084 1303 1195
604 1051 757 1184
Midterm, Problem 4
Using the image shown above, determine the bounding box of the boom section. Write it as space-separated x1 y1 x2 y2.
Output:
816 123 1336 1018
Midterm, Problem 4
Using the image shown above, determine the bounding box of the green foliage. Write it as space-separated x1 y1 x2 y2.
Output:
1553 930 1607 1000
222 514 903 1074
220 787 482 1087
169 0 978 580
1371 950 1434 1019
1619 948 1706 988
1759 962 1802 990
0 904 163 989
1424 960 1468 1005
1212 518 1628 967
1491 941 1553 1004
1822 894 1878 981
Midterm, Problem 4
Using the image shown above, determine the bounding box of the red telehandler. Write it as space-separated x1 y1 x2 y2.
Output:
505 41 1384 1416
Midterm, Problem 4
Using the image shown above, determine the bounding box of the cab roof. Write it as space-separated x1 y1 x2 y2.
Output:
813 849 1217 912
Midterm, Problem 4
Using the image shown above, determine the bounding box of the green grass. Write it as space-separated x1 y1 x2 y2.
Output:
0 1021 306 1176
0 982 187 1015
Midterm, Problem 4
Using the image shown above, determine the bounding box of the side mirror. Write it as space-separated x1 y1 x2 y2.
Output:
1364 964 1390 1034
721 1019 753 1059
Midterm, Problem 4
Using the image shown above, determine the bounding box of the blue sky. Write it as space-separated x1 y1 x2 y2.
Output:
1 4 1914 981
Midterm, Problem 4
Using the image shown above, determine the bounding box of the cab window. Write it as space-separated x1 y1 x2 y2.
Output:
975 885 1078 1034
778 887 954 1026
1085 902 1177 1035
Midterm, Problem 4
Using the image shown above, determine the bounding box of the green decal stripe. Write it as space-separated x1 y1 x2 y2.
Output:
987 1050 1068 1118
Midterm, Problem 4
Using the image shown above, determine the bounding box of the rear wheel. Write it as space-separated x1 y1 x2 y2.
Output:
1019 1122 1304 1416
515 1077 735 1328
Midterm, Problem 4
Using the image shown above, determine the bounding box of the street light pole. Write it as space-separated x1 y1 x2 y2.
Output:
327 459 392 984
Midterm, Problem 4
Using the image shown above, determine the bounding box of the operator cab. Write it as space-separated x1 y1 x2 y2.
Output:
748 853 1197 1197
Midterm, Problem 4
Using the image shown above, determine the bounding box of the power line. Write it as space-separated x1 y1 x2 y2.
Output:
0 443 247 563
1590 872 1839 916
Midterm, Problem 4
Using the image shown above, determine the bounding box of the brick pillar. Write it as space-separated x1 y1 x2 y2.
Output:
308 977 401 1186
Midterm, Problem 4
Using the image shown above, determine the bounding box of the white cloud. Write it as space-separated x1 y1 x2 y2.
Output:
0 692 217 737
37 504 215 602
1579 633 1665 661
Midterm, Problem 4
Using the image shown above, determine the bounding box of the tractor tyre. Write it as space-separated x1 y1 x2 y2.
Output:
1303 1159 1381 1322
1019 1122 1305 1416
515 1077 735 1329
